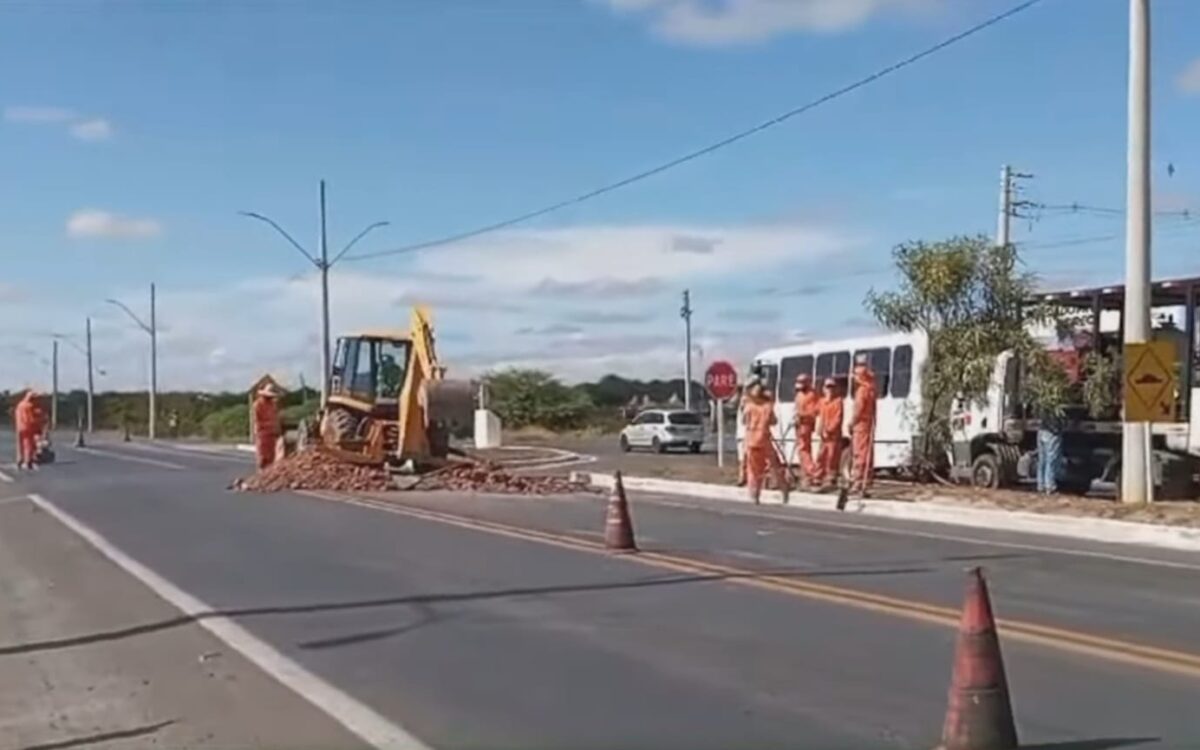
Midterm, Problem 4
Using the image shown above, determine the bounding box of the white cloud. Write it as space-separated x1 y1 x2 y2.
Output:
2 220 861 391
66 209 163 240
69 118 114 141
3 105 77 123
1177 58 1200 95
3 104 115 141
600 0 942 46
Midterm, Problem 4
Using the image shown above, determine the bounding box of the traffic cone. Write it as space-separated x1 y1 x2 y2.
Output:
604 471 637 552
938 568 1018 750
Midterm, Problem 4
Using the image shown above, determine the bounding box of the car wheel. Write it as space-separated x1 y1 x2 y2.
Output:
689 442 701 454
971 452 1001 489
619 434 631 453
652 437 665 454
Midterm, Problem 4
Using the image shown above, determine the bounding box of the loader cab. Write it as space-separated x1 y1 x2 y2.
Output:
329 332 412 412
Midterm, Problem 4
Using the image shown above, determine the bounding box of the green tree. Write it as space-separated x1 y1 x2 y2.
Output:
485 368 593 431
865 236 1064 467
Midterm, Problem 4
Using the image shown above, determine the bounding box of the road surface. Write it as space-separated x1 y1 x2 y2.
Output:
1 431 1198 749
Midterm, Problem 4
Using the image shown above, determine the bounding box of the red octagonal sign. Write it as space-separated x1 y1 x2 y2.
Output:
705 360 738 401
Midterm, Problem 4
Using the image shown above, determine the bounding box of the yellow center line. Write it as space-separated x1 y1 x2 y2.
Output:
301 490 1200 679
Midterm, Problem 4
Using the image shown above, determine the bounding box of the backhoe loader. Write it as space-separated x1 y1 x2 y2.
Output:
305 306 475 468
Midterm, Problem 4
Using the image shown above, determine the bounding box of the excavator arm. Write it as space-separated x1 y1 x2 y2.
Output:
395 306 474 463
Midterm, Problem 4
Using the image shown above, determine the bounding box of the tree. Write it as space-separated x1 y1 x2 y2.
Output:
485 368 593 430
865 236 1064 468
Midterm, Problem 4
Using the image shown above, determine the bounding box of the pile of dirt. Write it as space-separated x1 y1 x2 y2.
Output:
233 450 391 493
407 461 594 495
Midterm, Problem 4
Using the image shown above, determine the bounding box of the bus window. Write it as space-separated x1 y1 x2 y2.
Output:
816 352 851 392
778 355 814 401
852 347 891 396
758 363 779 398
891 344 913 398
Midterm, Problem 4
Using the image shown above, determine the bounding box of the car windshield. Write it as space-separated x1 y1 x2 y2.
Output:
668 412 702 425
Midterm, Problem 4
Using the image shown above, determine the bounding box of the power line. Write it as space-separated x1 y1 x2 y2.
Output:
1031 201 1197 219
345 0 1046 263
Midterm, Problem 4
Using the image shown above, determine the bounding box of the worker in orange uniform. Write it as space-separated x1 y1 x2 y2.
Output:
849 357 879 496
742 377 788 505
14 390 46 470
252 384 281 470
792 373 820 488
814 378 844 491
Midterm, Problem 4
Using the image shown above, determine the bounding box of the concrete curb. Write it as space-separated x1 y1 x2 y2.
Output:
579 473 1200 554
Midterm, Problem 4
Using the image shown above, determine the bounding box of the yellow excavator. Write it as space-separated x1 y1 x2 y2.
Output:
306 306 475 469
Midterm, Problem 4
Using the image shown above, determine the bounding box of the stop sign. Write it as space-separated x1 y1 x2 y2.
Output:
705 361 738 401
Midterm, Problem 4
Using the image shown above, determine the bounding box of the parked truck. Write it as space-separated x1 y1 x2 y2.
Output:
742 275 1200 498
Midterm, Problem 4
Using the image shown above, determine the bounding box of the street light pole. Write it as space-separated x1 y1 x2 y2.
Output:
1122 0 1153 505
681 290 693 411
105 285 157 440
149 283 157 439
86 317 94 433
319 180 332 405
239 181 388 408
51 340 59 429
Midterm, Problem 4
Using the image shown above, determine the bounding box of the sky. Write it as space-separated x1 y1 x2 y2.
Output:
2 0 1199 394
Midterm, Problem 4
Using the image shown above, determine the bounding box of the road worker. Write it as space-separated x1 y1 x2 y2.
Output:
14 390 46 470
793 373 820 488
252 383 281 470
815 377 844 490
850 357 878 496
742 377 788 505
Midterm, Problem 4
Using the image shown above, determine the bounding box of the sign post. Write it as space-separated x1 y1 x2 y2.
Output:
705 361 738 470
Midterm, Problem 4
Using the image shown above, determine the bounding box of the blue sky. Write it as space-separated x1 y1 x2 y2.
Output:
2 0 1199 391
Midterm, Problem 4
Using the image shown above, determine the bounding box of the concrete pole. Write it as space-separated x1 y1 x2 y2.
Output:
149 282 157 440
319 179 332 407
996 165 1012 247
681 289 693 411
51 340 59 429
1121 0 1153 505
85 317 94 433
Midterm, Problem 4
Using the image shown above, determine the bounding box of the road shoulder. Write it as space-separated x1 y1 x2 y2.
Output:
0 495 367 750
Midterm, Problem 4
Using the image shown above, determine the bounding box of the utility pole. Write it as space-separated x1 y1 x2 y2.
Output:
319 180 332 406
681 289 693 411
149 283 157 439
997 165 1012 247
240 181 388 409
996 164 1034 247
85 317 94 432
51 340 59 429
1122 0 1153 504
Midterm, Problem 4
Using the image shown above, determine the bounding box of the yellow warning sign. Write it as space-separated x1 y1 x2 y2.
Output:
1123 341 1177 422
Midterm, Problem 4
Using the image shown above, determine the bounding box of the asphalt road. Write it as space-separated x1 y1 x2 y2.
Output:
2 431 1200 749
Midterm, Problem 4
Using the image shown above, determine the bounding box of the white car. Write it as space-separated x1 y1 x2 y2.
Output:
619 409 706 454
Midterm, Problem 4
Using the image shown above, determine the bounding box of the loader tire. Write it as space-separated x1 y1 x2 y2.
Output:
322 407 360 447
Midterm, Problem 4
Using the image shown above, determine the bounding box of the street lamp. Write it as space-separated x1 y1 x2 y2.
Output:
239 179 389 406
106 283 157 439
51 324 101 433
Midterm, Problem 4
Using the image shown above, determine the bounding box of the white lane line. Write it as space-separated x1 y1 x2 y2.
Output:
118 441 251 464
0 469 13 483
75 447 187 471
28 493 431 750
0 494 30 505
638 495 1200 572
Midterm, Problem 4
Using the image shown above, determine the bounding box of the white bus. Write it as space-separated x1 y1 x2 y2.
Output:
738 331 929 475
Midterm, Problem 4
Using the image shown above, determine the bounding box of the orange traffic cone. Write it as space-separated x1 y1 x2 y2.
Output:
939 567 1018 750
604 471 637 552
